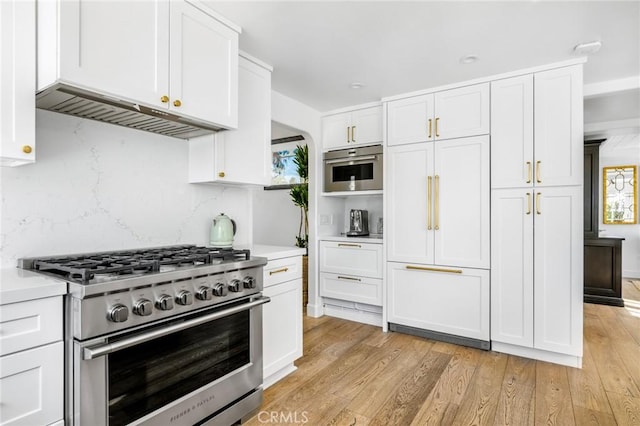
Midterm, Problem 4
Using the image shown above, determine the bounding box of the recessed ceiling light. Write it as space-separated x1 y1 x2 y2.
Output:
460 55 478 64
350 82 364 89
574 40 602 55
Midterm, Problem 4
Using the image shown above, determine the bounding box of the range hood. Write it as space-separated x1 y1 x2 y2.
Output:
36 83 223 139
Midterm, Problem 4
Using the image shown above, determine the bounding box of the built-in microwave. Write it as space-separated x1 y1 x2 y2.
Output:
323 145 383 192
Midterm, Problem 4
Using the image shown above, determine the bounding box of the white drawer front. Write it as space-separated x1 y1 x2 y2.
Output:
0 297 62 357
320 241 383 278
263 256 302 287
0 341 64 426
320 272 382 306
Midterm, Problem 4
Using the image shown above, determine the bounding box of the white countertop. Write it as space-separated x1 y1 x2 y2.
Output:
319 235 384 244
0 268 67 305
246 244 306 261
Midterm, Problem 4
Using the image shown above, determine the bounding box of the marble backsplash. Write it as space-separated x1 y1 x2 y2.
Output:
0 110 251 268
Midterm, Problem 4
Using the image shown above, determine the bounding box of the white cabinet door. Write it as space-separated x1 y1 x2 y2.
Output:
491 75 534 189
319 241 383 279
0 342 63 426
386 143 434 264
387 262 490 341
434 136 490 269
56 0 169 108
387 94 433 146
534 65 583 187
262 279 302 379
322 112 351 150
491 189 534 347
434 83 490 140
0 0 36 166
350 106 383 146
170 1 238 128
188 55 271 185
533 186 583 355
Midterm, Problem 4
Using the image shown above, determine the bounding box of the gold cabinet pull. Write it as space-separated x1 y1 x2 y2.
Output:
173 99 182 107
406 265 462 274
434 175 440 230
536 161 542 183
526 161 532 184
337 276 361 282
347 127 351 143
22 145 33 154
428 118 433 138
269 267 289 276
427 176 432 230
338 243 361 248
536 192 542 214
351 126 356 142
218 172 225 178
161 95 169 103
435 117 440 137
526 192 532 215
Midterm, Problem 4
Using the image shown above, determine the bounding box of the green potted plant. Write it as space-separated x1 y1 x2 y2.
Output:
290 144 309 307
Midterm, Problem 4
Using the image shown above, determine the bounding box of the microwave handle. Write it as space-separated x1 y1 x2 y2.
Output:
82 296 270 360
325 155 377 165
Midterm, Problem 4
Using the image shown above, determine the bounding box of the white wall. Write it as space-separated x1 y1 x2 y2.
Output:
0 110 252 268
598 135 640 278
252 187 300 246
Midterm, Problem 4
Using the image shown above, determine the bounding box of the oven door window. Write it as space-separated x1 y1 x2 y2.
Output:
107 310 249 425
332 162 374 182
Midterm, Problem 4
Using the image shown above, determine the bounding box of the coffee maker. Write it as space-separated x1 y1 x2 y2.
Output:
346 209 369 236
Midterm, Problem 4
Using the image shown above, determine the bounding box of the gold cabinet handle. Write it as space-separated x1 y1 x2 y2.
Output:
218 172 225 178
351 126 356 142
536 161 542 183
526 192 531 215
427 176 432 230
269 267 289 276
526 162 532 184
406 265 462 274
337 276 361 282
338 243 361 248
161 95 169 103
22 145 33 154
347 127 351 143
428 118 432 138
173 99 182 107
434 175 440 230
536 192 541 215
435 117 440 137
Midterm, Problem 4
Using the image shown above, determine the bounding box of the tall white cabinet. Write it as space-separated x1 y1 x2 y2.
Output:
490 65 583 367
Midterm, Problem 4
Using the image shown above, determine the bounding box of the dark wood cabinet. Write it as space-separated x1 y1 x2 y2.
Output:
584 237 624 306
584 143 601 238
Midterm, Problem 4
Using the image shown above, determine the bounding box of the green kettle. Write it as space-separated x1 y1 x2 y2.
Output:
209 213 236 248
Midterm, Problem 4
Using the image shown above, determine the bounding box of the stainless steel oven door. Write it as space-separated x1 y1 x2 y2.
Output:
323 145 383 192
71 296 269 426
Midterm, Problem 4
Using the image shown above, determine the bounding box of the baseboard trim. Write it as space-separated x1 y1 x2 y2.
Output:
324 305 383 327
492 341 582 368
305 303 324 318
263 364 297 389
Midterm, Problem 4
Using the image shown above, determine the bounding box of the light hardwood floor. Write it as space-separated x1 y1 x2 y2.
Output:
247 279 640 425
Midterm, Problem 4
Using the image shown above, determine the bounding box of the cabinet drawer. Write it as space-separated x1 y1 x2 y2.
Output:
320 272 382 306
0 297 62 356
320 241 383 278
263 256 302 287
0 341 64 426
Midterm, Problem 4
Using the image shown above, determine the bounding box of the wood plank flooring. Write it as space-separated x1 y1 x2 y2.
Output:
247 280 640 425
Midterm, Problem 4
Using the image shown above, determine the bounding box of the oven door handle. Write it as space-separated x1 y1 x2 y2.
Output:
324 155 377 165
82 296 271 360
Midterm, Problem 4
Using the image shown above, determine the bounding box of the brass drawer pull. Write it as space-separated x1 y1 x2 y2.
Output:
435 117 440 137
337 276 361 282
427 176 432 230
536 192 542 215
434 175 440 230
526 192 532 215
405 265 462 274
428 118 433 138
526 161 532 184
536 161 542 183
269 267 289 276
351 126 356 142
338 243 361 248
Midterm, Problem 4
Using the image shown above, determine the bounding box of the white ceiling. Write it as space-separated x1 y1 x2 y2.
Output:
208 0 639 115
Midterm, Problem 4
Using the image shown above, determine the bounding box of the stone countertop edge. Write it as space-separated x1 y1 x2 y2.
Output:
244 244 307 261
318 235 384 244
0 268 67 305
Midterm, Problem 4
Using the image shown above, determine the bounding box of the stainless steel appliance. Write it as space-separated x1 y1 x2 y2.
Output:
19 245 268 426
323 145 383 192
347 209 369 236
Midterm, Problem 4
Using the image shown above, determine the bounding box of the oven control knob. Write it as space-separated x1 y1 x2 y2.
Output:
156 294 174 311
228 279 241 293
133 298 153 316
176 290 193 305
243 276 256 289
195 286 212 301
108 304 129 323
212 282 227 297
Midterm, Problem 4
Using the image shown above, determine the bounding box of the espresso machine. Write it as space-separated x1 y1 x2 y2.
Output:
346 209 369 236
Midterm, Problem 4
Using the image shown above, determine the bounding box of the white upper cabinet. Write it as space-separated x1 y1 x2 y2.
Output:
38 0 239 129
322 105 382 151
387 83 489 146
0 0 36 166
189 54 271 185
491 66 583 188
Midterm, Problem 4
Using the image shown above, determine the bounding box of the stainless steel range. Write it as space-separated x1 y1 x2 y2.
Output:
19 245 269 426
